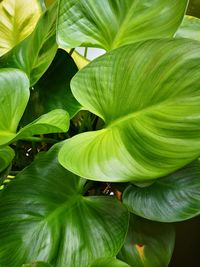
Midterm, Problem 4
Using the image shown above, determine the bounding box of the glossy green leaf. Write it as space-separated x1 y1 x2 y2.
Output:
89 258 130 267
0 146 14 172
0 2 58 85
0 0 42 56
123 160 200 222
59 39 200 182
175 15 200 41
57 0 188 51
0 144 129 267
21 49 81 125
118 214 175 267
22 262 52 267
0 68 69 146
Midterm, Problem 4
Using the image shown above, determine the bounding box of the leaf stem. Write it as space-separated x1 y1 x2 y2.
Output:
84 47 88 58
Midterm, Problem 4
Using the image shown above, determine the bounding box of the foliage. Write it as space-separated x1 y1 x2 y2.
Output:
0 0 199 266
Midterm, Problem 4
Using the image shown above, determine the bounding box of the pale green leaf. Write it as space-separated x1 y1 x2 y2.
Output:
0 0 42 56
123 160 200 222
89 258 130 267
57 0 188 51
175 15 200 41
0 146 14 172
0 2 58 85
118 214 175 267
0 144 129 267
59 39 200 182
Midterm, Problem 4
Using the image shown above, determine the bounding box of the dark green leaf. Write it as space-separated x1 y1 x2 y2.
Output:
0 2 58 85
89 257 130 267
0 144 129 267
123 160 200 222
118 214 175 267
57 0 188 50
59 39 200 182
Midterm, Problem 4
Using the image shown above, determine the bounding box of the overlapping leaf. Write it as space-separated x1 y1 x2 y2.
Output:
89 258 130 267
0 146 14 172
22 262 52 267
59 39 200 182
123 160 200 222
118 214 175 267
176 15 200 41
57 0 188 50
0 0 42 55
0 2 58 85
0 144 129 267
0 68 69 146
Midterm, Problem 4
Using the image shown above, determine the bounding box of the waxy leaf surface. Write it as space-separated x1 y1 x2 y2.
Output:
59 39 200 182
176 15 200 41
118 215 175 267
57 0 188 50
123 160 200 222
0 0 42 55
0 144 129 267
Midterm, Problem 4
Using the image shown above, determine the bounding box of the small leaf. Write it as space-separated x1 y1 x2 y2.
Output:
0 146 14 172
0 0 42 55
175 15 200 41
0 144 129 267
0 2 58 85
123 159 200 222
118 214 175 267
57 0 188 50
59 39 200 182
89 257 130 267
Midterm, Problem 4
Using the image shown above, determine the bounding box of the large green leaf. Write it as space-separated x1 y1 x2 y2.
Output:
0 68 69 146
123 160 200 222
89 258 130 267
57 0 188 51
22 262 52 267
0 2 58 85
118 214 175 267
0 0 42 56
0 146 14 172
59 39 200 182
21 49 81 125
175 15 200 41
0 144 129 267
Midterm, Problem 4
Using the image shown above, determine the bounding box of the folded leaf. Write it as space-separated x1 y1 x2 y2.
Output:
175 15 200 41
59 39 200 182
0 0 42 55
57 0 188 50
0 146 14 172
123 160 200 222
89 258 130 267
0 144 129 267
118 214 175 267
0 2 58 85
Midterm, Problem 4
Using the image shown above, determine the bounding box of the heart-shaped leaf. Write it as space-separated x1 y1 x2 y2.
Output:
0 144 129 267
0 146 14 172
118 214 175 267
89 258 130 267
57 0 188 51
0 68 69 146
176 15 200 41
123 159 200 222
0 0 42 56
21 49 81 125
59 39 200 182
0 2 58 85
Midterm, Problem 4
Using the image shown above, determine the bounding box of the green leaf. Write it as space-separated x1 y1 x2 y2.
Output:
0 146 14 172
22 262 52 267
57 0 188 51
0 68 69 146
0 144 129 267
89 258 130 267
0 2 58 85
59 39 200 182
123 159 200 223
21 49 81 125
118 214 175 267
0 0 42 56
175 15 200 41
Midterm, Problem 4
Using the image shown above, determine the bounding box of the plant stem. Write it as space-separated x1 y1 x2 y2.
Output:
84 47 88 58
69 48 75 55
